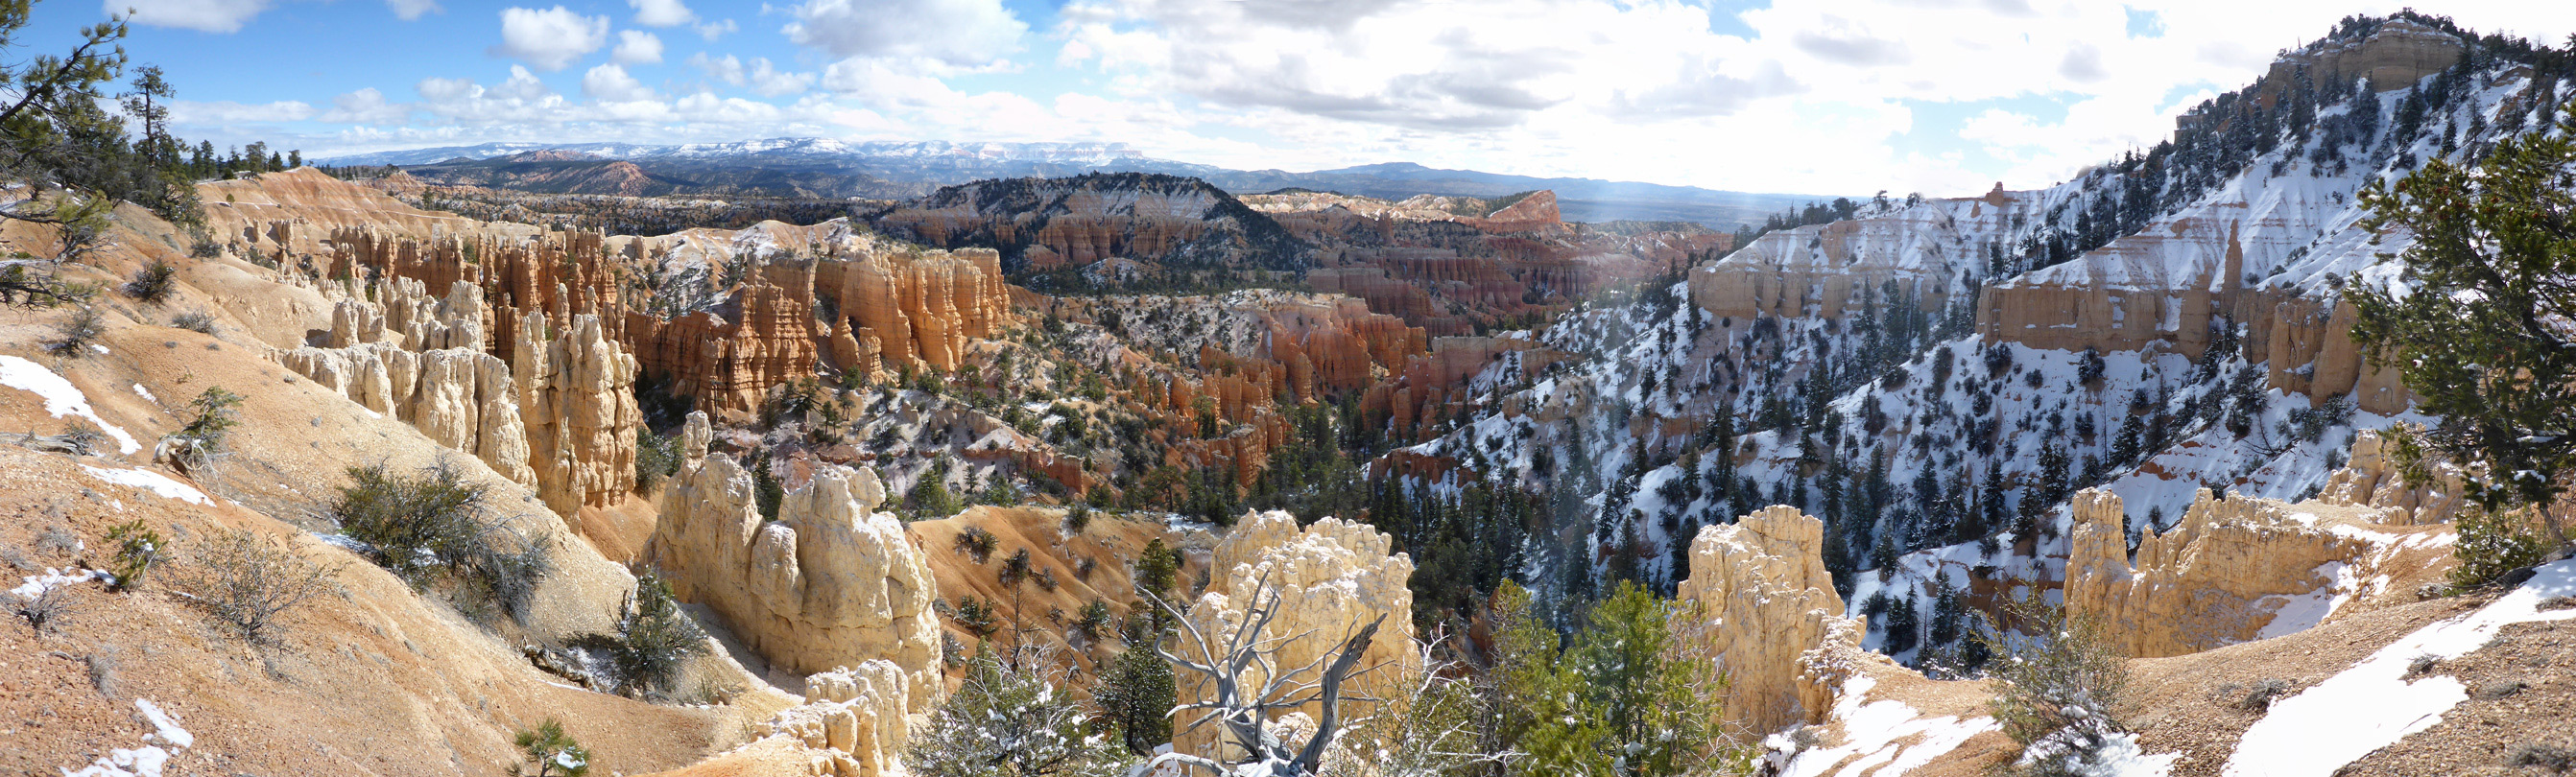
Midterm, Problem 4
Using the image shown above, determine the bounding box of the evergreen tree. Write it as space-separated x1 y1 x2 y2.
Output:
2350 99 2576 547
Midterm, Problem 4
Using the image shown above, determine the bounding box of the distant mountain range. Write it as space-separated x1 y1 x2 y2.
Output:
316 139 1826 228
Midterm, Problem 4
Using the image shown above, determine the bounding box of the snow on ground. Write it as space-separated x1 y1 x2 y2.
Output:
1766 675 1998 777
131 383 154 403
0 355 140 455
11 567 109 599
58 698 193 777
2254 561 2357 640
80 465 211 506
2223 559 2576 777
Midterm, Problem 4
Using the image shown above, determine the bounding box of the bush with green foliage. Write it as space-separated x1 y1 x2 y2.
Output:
587 571 707 699
160 386 243 471
122 259 175 304
910 648 1134 777
1491 580 1740 777
103 519 162 592
511 718 592 777
1981 595 2135 777
1091 640 1175 756
633 429 681 492
2350 101 2576 550
2449 506 2556 589
330 459 550 622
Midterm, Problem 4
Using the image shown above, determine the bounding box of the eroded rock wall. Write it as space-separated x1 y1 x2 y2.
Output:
1673 505 1865 735
651 414 943 692
1175 510 1419 762
280 342 537 485
755 661 923 777
514 311 643 518
2319 428 2469 525
2063 488 2381 658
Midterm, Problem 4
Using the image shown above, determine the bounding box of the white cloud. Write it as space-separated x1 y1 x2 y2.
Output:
122 0 271 33
696 18 738 40
691 53 749 86
631 0 697 26
321 88 411 125
584 63 660 102
491 6 610 71
385 0 441 20
783 0 1027 69
170 99 314 125
749 59 818 96
613 30 665 64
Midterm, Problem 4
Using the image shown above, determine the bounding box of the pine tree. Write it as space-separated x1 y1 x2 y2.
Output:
2350 98 2576 549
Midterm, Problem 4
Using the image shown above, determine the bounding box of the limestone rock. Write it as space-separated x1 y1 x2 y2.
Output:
515 311 642 518
1175 510 1419 762
2319 429 2468 525
756 660 922 777
2063 487 2385 658
1673 505 1864 735
278 342 536 485
651 457 942 695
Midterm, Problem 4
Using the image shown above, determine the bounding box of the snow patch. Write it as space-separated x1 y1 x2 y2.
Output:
0 355 139 454
59 698 192 777
1766 674 1997 777
2224 560 2576 777
80 465 210 506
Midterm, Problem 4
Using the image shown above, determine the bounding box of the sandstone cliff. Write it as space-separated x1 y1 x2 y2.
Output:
651 414 943 693
2062 487 2450 658
2318 428 2469 525
280 342 537 485
743 661 923 777
1176 510 1419 762
1673 505 1869 735
513 311 644 519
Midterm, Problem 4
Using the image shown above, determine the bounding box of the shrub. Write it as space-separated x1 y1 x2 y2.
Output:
169 310 216 335
1075 599 1112 641
1982 594 2134 777
2511 743 2576 773
171 528 344 645
511 718 592 777
187 237 221 259
123 260 177 305
1092 642 1175 756
1065 504 1093 535
331 459 550 622
602 572 706 699
952 526 996 563
951 594 999 639
103 519 164 593
9 582 71 632
910 648 1135 777
84 649 118 698
44 306 105 358
163 387 244 470
2230 678 2291 713
2450 506 2555 589
632 429 681 492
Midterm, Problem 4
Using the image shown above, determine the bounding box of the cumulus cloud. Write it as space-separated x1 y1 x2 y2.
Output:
690 53 748 86
321 88 411 125
631 0 696 26
782 0 1027 69
385 0 441 20
584 63 659 102
613 30 665 64
123 0 271 33
491 6 610 71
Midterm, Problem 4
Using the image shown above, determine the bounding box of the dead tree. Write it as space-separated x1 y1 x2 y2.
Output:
1145 578 1386 777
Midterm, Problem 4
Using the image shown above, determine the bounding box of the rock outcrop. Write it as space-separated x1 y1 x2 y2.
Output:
2063 488 2394 658
513 311 643 519
1175 510 1419 762
755 661 924 777
280 343 537 485
1673 506 1867 736
651 415 943 693
2319 428 2469 525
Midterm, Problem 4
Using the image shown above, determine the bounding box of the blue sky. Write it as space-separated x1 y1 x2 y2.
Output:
74 0 2576 196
